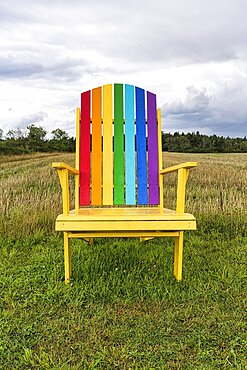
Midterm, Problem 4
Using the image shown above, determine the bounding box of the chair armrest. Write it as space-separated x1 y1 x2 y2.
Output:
160 162 197 175
52 162 79 175
52 162 79 215
160 162 197 213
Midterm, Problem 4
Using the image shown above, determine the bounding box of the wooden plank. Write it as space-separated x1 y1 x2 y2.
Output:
75 108 80 212
92 87 102 205
68 231 180 238
56 219 197 231
125 84 136 205
160 162 198 174
114 84 124 205
80 90 90 205
147 91 159 205
103 84 113 205
157 108 163 208
56 207 196 221
135 87 148 205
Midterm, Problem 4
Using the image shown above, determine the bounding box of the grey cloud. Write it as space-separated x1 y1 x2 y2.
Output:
2 0 247 67
164 86 210 115
0 56 95 82
163 84 247 137
17 111 48 128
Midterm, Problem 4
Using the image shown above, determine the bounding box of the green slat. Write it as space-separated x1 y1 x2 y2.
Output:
114 84 124 204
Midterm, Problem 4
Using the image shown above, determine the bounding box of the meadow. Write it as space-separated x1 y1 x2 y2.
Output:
0 152 246 369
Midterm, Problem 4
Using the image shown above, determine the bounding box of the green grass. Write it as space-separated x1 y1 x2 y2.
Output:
0 153 246 369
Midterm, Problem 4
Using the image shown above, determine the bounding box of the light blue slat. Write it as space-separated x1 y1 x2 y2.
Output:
136 87 148 205
125 84 136 205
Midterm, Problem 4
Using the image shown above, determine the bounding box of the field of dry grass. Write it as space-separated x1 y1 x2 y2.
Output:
0 152 246 237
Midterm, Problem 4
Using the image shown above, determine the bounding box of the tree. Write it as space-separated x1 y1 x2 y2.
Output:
51 128 69 141
27 124 47 152
50 128 70 152
6 128 25 140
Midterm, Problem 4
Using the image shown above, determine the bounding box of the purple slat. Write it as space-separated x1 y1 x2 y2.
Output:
147 91 159 205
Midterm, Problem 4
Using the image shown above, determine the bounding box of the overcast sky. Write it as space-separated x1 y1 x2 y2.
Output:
1 0 247 138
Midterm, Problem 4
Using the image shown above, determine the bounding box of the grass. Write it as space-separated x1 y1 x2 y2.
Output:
0 152 246 369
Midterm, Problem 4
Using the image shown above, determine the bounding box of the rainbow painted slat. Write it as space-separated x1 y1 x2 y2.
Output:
80 90 90 206
125 84 135 205
92 87 102 205
79 84 159 207
114 84 124 205
147 91 159 205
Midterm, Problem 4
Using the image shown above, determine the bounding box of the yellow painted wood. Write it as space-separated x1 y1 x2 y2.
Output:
58 169 70 215
103 84 113 205
160 162 197 174
52 162 79 174
52 87 198 284
56 207 196 221
176 168 187 213
64 232 71 284
68 231 180 238
75 108 80 212
55 219 196 232
174 231 183 281
157 108 164 208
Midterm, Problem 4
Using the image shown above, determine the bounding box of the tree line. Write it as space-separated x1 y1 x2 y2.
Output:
0 125 247 154
162 131 247 153
0 125 75 155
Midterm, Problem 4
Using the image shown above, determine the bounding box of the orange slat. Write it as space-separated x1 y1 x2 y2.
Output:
92 87 102 205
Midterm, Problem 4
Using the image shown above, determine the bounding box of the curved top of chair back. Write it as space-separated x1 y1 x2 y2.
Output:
78 83 161 207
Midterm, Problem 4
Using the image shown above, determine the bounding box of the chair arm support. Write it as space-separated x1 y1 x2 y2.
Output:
160 162 197 213
160 162 197 175
52 162 79 215
52 162 79 175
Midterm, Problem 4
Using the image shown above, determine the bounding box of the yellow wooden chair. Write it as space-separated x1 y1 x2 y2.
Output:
52 84 197 283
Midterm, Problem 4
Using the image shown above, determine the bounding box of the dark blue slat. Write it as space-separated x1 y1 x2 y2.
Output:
136 87 148 205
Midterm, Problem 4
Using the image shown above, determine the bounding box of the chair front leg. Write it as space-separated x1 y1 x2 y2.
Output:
64 232 71 284
174 231 184 281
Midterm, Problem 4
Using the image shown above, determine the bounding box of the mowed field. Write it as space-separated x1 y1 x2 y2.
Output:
0 152 246 369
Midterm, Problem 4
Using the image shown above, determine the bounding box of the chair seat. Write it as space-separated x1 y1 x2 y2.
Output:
55 207 196 232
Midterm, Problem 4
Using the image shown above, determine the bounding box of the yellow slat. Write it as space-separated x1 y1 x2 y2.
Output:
103 84 113 205
56 207 196 221
75 108 80 212
56 220 196 231
68 231 180 238
157 108 163 208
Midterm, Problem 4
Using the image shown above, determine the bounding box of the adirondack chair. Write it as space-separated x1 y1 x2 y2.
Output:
52 84 197 284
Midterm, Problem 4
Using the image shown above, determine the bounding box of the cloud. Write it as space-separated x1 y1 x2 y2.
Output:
164 86 210 116
1 0 247 137
163 78 247 137
17 111 48 128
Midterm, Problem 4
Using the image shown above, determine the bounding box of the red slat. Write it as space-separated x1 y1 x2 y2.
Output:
80 90 91 205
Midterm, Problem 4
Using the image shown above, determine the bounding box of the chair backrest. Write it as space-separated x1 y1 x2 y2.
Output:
75 83 163 208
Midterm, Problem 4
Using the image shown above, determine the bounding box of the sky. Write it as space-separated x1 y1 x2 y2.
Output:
1 0 247 138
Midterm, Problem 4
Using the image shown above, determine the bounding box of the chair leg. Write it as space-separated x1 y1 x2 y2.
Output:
64 232 71 284
174 231 184 281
